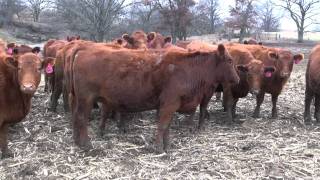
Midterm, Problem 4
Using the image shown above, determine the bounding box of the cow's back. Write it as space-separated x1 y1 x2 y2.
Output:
307 45 320 93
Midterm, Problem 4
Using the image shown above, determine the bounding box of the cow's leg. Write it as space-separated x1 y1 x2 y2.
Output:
0 124 12 159
314 94 320 123
49 76 62 112
44 74 49 92
98 104 111 137
198 93 213 130
117 112 129 134
223 88 234 124
253 91 265 118
216 92 222 101
304 87 314 124
232 98 239 118
62 85 70 112
72 97 93 150
156 100 180 153
271 94 279 118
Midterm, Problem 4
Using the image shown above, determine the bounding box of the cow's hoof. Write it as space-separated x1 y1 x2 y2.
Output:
78 141 93 151
154 143 166 154
1 150 14 159
252 113 260 118
97 130 105 138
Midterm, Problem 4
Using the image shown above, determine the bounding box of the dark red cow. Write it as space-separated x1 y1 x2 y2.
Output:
304 45 320 124
0 51 53 158
69 44 239 152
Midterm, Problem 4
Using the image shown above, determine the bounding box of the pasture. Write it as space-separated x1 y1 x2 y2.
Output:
0 43 320 179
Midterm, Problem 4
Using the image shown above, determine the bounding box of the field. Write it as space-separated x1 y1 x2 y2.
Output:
1 43 320 179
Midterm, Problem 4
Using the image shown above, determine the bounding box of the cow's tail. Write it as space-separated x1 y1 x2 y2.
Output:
68 45 85 112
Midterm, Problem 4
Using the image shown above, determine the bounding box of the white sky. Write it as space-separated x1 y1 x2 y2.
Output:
218 0 312 31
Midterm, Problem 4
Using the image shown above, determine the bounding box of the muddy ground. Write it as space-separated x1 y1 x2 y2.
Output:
1 43 320 179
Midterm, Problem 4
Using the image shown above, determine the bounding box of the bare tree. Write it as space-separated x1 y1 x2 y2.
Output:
0 0 26 25
276 0 320 43
56 0 127 42
227 0 258 42
258 0 280 32
26 0 52 22
156 0 195 42
195 0 221 34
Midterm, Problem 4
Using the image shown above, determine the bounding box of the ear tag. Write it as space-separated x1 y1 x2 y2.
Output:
46 64 54 74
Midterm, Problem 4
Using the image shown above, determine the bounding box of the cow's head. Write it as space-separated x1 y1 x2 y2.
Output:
32 47 41 54
122 33 147 49
268 50 304 78
4 52 54 94
215 44 240 85
236 60 264 95
147 32 172 49
67 35 81 42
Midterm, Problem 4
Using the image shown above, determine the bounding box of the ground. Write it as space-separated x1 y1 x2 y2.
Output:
1 43 320 179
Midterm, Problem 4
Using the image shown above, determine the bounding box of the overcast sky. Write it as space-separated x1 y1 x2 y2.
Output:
218 0 313 31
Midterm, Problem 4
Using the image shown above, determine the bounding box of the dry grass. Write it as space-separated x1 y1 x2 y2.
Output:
1 44 320 179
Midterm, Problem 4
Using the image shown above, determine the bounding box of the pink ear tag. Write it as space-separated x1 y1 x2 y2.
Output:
265 71 272 78
46 64 54 74
7 48 13 55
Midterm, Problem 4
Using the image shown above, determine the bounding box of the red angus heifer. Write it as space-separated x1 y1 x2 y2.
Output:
235 44 304 118
147 32 172 49
183 42 265 124
0 52 53 158
70 44 239 152
304 45 320 124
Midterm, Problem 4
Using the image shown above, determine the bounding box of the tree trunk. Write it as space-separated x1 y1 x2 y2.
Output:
97 31 105 42
239 27 245 43
297 28 304 43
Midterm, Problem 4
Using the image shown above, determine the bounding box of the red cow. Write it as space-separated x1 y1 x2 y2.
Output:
304 45 320 124
232 44 304 118
182 41 265 124
0 51 53 158
69 44 239 152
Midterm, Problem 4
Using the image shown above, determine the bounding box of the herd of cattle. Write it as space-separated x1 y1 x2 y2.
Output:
0 30 319 159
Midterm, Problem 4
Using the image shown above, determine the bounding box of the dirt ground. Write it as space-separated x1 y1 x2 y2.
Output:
1 43 320 180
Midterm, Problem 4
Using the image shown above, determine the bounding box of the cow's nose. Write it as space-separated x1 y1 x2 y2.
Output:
21 83 36 94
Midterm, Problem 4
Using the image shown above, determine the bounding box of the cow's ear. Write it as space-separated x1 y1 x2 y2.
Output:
268 51 278 59
236 65 249 72
116 38 123 45
217 44 226 56
293 53 304 64
122 34 134 45
32 47 41 54
42 57 55 69
13 48 19 55
76 35 80 40
164 36 172 44
4 56 18 68
147 32 156 41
